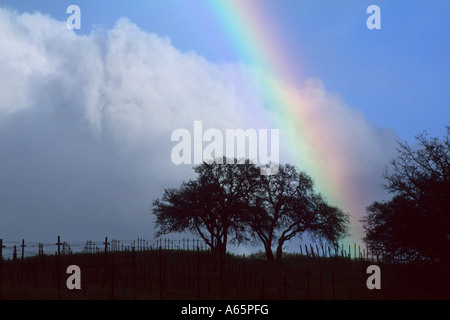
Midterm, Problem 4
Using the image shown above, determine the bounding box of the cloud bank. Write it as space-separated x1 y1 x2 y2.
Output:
0 8 398 245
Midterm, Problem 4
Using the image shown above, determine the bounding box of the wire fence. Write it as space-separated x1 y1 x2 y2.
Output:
0 237 211 260
0 236 428 265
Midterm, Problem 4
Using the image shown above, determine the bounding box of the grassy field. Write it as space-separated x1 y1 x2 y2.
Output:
0 249 448 300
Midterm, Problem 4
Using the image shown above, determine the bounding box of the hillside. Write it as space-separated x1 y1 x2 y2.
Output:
1 248 448 300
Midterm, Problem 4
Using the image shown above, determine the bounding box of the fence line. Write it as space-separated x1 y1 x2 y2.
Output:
0 236 212 260
0 236 422 265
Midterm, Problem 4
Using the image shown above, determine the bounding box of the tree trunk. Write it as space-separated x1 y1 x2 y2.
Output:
264 243 274 261
216 241 227 256
276 240 285 260
277 244 283 260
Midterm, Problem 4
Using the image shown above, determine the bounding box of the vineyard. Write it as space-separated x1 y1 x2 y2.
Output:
0 237 448 300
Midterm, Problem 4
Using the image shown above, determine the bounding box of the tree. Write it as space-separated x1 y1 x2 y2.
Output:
247 164 349 260
362 126 450 263
152 158 259 254
153 159 349 259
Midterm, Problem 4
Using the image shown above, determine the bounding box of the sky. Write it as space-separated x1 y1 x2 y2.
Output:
0 0 448 252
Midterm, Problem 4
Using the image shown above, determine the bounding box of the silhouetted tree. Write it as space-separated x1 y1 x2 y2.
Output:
362 126 450 264
153 158 349 259
152 158 259 254
247 164 349 260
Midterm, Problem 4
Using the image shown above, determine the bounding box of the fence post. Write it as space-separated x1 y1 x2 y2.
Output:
20 239 26 283
56 235 62 299
20 239 26 260
103 236 109 289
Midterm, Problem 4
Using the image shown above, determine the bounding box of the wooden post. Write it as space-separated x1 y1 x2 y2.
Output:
20 239 25 283
104 237 109 254
20 239 26 260
56 236 62 299
57 236 61 257
103 237 109 289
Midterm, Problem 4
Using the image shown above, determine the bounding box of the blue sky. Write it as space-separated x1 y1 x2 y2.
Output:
0 1 448 246
2 0 448 140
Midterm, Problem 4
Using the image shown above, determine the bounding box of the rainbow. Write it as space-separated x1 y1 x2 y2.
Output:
202 0 364 243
